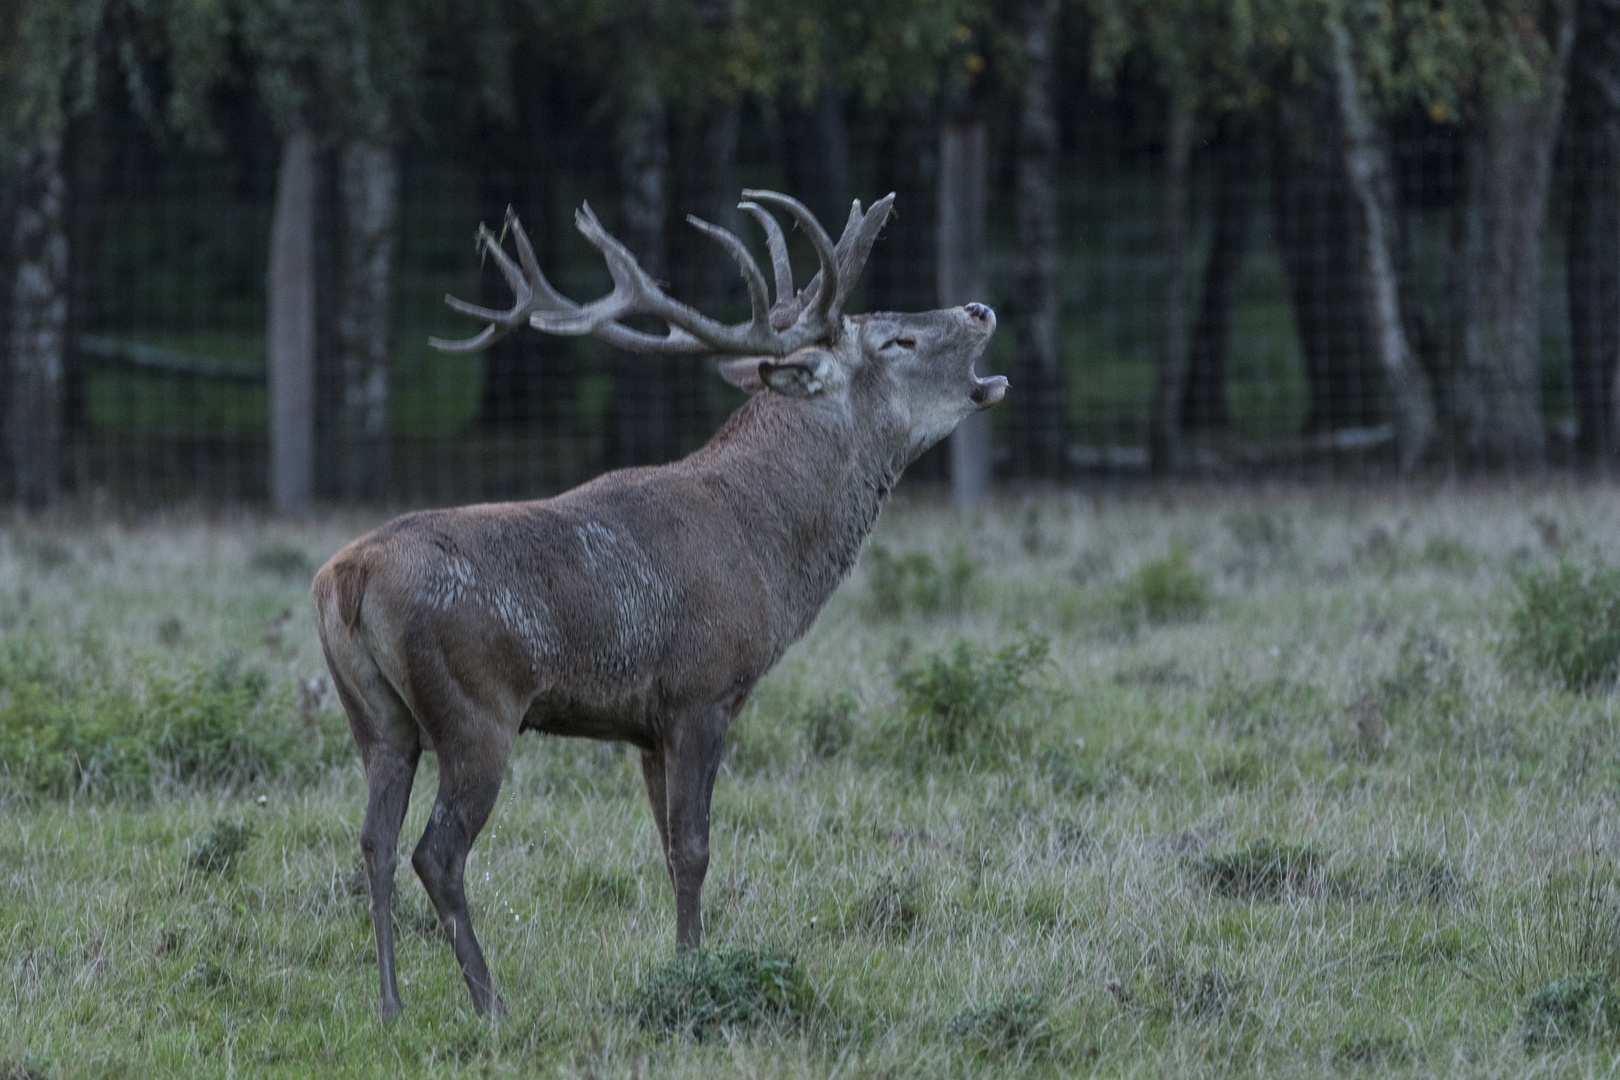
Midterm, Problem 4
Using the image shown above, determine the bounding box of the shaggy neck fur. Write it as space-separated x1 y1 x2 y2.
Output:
682 389 906 650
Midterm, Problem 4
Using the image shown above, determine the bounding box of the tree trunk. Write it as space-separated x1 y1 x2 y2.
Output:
329 138 398 501
781 82 849 227
607 78 676 467
1149 95 1191 476
938 114 992 506
1010 0 1066 478
6 133 69 508
1331 24 1435 471
672 97 740 447
1442 125 1488 460
1180 116 1256 433
1271 96 1377 432
269 131 318 514
1568 0 1620 466
1460 10 1575 469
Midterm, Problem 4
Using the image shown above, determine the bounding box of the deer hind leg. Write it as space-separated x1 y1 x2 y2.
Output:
325 646 421 1022
411 714 515 1018
638 748 674 889
662 707 730 950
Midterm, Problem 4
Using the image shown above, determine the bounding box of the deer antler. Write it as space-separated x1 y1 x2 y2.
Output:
430 190 895 357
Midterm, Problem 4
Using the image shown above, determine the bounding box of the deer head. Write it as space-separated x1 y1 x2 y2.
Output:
432 190 1006 464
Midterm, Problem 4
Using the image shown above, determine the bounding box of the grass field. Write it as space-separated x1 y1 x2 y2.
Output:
6 484 1620 1077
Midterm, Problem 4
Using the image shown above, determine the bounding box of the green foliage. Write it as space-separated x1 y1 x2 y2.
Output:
946 991 1052 1057
1503 560 1620 691
1380 852 1469 906
798 692 857 759
890 634 1049 761
631 946 813 1041
189 815 255 874
864 544 978 620
1115 546 1211 626
1334 1028 1416 1067
249 544 314 580
1522 977 1620 1051
562 861 637 910
0 633 344 799
1198 839 1323 901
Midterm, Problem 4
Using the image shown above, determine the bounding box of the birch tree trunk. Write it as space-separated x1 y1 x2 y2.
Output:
938 114 992 506
6 134 69 508
1148 95 1191 477
332 137 397 500
269 131 317 514
1330 24 1435 471
608 78 674 467
1011 0 1066 479
1568 0 1620 465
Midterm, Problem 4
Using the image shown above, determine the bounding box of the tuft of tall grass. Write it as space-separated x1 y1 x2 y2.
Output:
631 945 814 1041
1114 545 1210 627
1503 559 1620 691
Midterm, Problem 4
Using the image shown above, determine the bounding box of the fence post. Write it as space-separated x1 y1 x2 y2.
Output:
938 114 991 507
269 131 316 514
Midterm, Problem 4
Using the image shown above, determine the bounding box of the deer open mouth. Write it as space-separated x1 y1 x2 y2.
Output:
969 363 1009 408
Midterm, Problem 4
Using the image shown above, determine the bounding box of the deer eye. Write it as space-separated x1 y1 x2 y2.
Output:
883 336 917 351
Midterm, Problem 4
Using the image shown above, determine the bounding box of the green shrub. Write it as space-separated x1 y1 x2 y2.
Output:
864 544 977 619
0 634 345 799
1197 839 1323 901
1522 977 1620 1051
1115 546 1210 626
798 692 857 759
249 544 314 581
946 991 1052 1057
1380 852 1469 906
189 816 255 874
891 634 1050 760
631 945 813 1041
1379 630 1465 717
1334 1028 1416 1067
1503 560 1620 691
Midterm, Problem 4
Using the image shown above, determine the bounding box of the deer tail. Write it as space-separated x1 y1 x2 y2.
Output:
313 547 372 634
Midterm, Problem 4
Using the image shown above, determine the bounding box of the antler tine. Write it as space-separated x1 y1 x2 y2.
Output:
686 214 773 334
430 220 541 352
829 192 895 311
738 201 795 310
740 189 841 327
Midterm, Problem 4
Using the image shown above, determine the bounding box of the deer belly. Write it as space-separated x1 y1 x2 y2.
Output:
519 690 658 749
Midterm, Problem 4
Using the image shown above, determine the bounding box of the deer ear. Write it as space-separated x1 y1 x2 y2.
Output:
716 356 767 393
758 355 829 398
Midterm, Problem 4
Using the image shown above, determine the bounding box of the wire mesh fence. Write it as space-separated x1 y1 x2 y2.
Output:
3 48 1610 508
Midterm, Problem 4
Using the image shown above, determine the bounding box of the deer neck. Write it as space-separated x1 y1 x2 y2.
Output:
692 392 904 638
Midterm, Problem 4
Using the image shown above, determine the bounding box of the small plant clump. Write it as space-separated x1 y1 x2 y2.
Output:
1115 546 1210 627
864 544 978 619
1197 839 1323 901
891 633 1050 761
946 990 1053 1057
631 945 813 1041
798 692 858 759
249 544 315 581
189 815 255 874
1521 976 1620 1051
1503 560 1620 692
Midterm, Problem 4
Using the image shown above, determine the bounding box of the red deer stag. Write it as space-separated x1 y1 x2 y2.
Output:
313 190 1005 1019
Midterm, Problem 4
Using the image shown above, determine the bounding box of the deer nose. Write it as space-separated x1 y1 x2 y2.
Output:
964 302 993 323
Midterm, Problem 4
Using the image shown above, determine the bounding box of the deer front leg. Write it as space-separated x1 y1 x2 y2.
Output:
662 710 728 950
